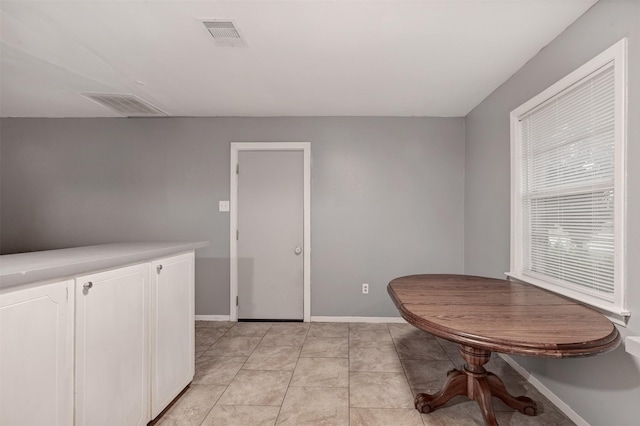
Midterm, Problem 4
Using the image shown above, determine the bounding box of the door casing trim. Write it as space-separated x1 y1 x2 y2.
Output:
230 142 311 322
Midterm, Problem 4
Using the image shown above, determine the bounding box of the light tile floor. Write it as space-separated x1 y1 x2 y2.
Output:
153 321 575 426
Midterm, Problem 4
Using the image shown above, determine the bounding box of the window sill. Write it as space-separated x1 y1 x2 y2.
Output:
505 272 631 327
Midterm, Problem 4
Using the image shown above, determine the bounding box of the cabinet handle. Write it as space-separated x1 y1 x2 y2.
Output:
83 282 93 293
157 265 163 274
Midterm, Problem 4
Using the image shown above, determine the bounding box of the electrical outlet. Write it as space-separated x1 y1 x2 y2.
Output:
362 283 369 294
219 201 230 212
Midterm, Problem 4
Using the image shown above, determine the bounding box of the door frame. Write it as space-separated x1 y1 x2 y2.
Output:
230 142 311 322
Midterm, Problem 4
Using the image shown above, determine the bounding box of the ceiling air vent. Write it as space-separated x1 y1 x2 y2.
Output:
81 93 167 117
202 20 247 47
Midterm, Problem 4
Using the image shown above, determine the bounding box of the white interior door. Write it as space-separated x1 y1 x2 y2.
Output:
237 150 304 320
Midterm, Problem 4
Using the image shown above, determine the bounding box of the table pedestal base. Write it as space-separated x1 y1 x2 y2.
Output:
415 345 537 426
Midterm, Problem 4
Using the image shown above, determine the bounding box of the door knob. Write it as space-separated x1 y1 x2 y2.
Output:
294 246 302 255
83 282 93 294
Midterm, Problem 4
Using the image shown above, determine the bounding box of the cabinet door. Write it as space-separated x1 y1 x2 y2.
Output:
150 252 195 418
75 264 149 426
0 280 74 426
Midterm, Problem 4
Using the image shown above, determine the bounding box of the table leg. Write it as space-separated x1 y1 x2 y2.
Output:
486 372 537 416
415 368 466 413
414 345 537 426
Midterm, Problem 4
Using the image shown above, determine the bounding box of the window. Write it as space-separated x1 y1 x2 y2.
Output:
509 39 628 317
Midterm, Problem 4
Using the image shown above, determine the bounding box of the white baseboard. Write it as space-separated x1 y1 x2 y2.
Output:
498 354 589 426
195 315 407 324
310 316 407 323
195 315 230 321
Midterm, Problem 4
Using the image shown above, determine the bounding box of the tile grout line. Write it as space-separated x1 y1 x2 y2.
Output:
197 323 240 425
389 325 429 426
202 322 274 425
348 323 351 425
189 324 230 426
273 324 310 425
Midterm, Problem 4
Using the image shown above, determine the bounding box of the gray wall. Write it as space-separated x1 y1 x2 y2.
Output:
0 117 466 317
464 1 640 425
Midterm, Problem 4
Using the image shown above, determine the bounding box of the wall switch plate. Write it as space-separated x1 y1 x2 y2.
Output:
362 283 369 294
219 201 230 212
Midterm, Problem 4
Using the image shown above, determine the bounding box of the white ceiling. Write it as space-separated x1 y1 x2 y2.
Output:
0 0 597 118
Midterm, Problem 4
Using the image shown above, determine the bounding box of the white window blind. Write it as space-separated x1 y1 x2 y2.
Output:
510 39 627 317
521 65 615 297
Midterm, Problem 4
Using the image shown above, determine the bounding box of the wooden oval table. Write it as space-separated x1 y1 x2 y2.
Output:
388 274 620 426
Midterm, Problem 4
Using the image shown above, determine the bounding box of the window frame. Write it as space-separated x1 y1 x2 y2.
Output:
509 38 628 318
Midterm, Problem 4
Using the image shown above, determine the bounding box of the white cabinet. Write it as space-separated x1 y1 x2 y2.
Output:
0 280 74 426
0 244 202 426
75 264 150 426
150 252 195 419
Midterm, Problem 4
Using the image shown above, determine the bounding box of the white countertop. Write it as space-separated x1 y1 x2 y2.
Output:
0 241 209 290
